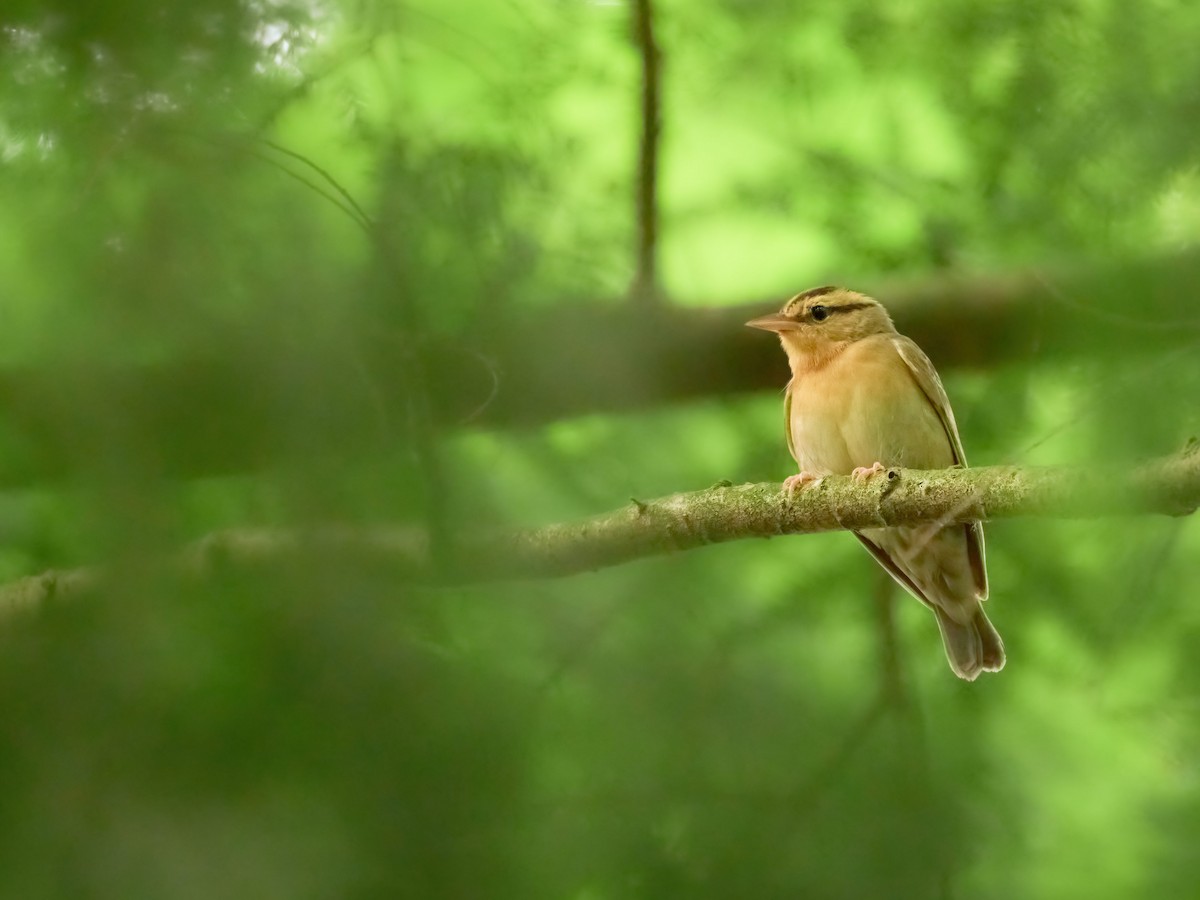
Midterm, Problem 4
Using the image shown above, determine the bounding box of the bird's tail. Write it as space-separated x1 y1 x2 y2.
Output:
933 607 1006 681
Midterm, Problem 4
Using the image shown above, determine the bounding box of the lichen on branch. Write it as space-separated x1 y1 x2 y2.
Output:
0 446 1196 613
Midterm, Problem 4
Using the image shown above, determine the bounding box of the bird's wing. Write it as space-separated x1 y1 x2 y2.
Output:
889 335 988 600
889 335 966 465
854 530 934 609
783 378 797 463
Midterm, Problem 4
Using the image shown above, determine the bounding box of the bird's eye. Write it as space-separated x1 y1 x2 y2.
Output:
810 305 829 322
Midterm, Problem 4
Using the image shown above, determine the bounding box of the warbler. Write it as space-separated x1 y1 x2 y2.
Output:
747 286 1004 680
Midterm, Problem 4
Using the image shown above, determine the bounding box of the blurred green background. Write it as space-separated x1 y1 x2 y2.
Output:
2 0 1200 897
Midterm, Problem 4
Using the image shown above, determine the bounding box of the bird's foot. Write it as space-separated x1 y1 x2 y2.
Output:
851 461 887 483
782 471 822 497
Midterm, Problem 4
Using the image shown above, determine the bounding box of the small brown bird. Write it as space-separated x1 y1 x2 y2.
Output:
747 286 1004 680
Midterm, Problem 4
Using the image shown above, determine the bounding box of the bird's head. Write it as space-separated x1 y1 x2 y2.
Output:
746 286 896 368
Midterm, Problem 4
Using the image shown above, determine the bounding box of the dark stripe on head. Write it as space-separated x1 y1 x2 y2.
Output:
796 285 839 302
826 301 873 315
783 285 842 316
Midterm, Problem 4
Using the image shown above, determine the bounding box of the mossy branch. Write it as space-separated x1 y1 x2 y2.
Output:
451 445 1199 580
1 446 1197 613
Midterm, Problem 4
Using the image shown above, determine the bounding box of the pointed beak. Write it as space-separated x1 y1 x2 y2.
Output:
745 313 800 333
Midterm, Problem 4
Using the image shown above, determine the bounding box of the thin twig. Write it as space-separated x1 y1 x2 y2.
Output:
246 146 372 234
261 139 375 230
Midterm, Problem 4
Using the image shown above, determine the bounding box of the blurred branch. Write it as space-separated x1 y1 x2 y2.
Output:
2 254 1199 484
873 572 907 707
2 446 1196 611
631 0 662 300
467 251 1200 428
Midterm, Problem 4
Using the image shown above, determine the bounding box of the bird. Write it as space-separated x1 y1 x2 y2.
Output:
746 286 1004 680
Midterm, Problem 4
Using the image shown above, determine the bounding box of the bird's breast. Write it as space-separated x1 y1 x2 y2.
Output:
786 337 953 474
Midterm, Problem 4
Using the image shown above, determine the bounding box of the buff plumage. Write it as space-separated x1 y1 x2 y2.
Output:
747 286 1004 680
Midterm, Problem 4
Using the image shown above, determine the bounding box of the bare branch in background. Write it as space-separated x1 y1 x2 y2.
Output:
2 446 1196 612
631 0 662 300
1 253 1197 486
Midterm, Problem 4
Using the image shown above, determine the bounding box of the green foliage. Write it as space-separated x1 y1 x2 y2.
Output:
2 0 1200 897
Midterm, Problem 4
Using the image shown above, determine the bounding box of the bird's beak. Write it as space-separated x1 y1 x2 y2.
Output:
745 313 800 333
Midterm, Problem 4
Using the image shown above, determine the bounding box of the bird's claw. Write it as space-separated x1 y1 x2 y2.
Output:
851 461 887 483
782 471 822 498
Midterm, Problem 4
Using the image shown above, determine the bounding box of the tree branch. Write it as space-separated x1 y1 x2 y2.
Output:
631 0 662 300
4 253 1199 486
2 446 1196 613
